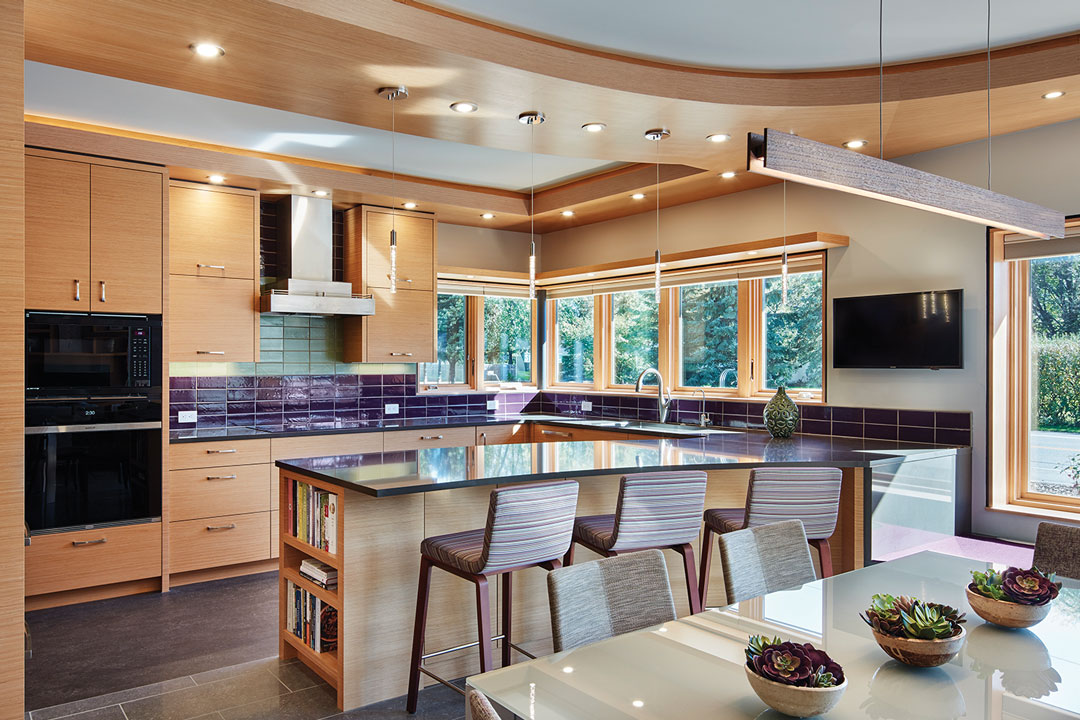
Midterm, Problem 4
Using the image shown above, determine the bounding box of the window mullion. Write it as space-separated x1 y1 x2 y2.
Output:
737 279 755 398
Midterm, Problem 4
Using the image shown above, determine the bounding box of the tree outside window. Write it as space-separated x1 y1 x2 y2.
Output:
419 293 466 384
762 271 823 390
555 296 594 383
484 296 532 383
611 289 659 384
679 280 738 388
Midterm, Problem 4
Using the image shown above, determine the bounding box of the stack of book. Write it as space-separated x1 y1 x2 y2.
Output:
286 579 338 654
288 479 337 553
299 558 337 589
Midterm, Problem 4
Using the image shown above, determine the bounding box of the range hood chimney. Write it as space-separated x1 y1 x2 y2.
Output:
259 196 374 316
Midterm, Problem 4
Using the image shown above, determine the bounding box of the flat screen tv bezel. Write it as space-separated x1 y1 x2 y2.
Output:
832 288 964 370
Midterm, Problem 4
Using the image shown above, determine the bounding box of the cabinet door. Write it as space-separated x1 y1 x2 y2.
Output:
362 287 435 362
364 209 434 291
170 275 257 362
90 165 164 313
25 155 90 311
169 185 256 279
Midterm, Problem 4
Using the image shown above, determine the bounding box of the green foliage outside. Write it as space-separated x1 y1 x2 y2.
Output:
1031 255 1080 433
612 290 659 384
680 280 738 387
484 296 532 383
763 272 823 390
419 294 466 384
555 297 594 383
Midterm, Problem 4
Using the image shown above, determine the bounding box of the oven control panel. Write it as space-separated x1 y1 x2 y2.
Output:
131 327 152 387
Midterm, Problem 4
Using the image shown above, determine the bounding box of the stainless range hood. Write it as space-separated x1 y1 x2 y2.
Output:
259 195 374 316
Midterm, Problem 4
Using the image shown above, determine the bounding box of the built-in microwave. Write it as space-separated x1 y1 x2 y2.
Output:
25 312 161 399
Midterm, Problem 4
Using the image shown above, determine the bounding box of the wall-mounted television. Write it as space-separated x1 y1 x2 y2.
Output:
833 289 963 369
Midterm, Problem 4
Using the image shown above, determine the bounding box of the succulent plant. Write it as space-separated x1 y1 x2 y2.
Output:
861 593 965 640
745 635 844 688
970 566 1060 606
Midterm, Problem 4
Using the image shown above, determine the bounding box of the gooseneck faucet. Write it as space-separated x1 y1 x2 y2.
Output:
635 368 673 424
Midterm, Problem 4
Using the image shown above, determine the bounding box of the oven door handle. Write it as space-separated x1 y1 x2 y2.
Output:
25 421 162 435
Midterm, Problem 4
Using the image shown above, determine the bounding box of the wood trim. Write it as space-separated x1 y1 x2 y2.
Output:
24 578 162 612
169 558 279 587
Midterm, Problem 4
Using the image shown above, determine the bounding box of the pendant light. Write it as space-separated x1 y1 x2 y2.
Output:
378 85 408 293
519 111 546 299
781 180 789 311
645 128 670 302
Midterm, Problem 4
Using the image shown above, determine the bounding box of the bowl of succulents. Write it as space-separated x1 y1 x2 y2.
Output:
861 594 967 667
966 567 1060 629
744 634 847 718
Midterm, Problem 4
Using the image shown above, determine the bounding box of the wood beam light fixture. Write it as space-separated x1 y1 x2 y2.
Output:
747 129 1065 239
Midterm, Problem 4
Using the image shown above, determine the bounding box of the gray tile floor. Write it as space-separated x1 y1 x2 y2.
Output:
27 657 466 720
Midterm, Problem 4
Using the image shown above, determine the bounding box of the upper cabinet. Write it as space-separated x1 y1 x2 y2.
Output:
169 184 258 279
25 150 165 314
362 209 435 291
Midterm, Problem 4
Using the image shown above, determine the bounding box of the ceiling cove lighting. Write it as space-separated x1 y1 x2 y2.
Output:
402 202 417 209
313 190 328 197
481 212 495 219
379 85 409 293
190 43 224 58
631 192 646 200
719 171 736 179
706 133 731 143
208 174 225 184
581 122 606 133
561 210 574 217
1042 90 1065 100
842 139 867 149
450 101 478 113
747 128 1065 239
520 110 546 300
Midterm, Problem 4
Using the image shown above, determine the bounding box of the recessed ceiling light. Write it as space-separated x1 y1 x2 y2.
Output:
1042 90 1065 100
562 666 574 674
450 101 478 113
561 210 574 217
582 122 606 133
632 700 645 708
630 192 646 200
843 139 868 149
719 171 736 179
481 212 495 219
403 202 417 209
208 174 225 184
190 43 224 58
706 133 731 143
313 190 329 197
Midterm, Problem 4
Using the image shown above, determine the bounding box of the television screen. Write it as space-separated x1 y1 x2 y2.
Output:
833 289 963 369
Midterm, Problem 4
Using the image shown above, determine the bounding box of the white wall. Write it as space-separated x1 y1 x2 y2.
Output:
438 223 537 273
541 118 1080 543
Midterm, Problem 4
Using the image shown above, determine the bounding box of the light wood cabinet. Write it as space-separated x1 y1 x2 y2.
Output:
90 164 164 313
25 155 90 311
270 432 383 461
530 424 631 442
170 438 271 469
169 464 273 522
169 183 258 279
382 426 476 452
362 209 434 291
26 522 162 596
476 423 529 445
169 275 258 362
357 287 435 363
169 511 272 573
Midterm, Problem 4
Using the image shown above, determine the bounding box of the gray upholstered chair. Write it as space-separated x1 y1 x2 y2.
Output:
547 549 677 653
1033 521 1080 580
467 688 501 720
715 519 818 604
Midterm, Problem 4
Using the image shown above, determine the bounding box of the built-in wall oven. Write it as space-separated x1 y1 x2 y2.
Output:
25 313 162 534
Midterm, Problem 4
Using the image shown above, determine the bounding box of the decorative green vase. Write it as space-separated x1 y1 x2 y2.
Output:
764 386 800 438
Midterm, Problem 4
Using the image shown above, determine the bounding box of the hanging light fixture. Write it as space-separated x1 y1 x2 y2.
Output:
378 85 409 293
519 111 546 299
645 128 670 302
781 180 789 311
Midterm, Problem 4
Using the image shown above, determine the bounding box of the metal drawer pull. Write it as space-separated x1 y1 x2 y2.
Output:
197 350 226 355
74 279 80 301
72 538 107 547
207 523 236 531
420 435 444 440
389 352 414 357
541 430 571 437
206 474 237 480
197 264 226 270
206 449 237 454
99 280 106 303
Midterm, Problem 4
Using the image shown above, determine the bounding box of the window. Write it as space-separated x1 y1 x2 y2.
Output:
761 271 823 391
419 293 467 385
483 296 533 384
610 289 659 385
554 296 594 384
679 280 738 388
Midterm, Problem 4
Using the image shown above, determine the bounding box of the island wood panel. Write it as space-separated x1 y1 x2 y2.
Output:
24 153 90 311
169 275 258 363
271 510 279 558
25 522 162 597
168 182 257 279
169 511 272 574
168 464 273 521
89 163 164 313
170 438 271 469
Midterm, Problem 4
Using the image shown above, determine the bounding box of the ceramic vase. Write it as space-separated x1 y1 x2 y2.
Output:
870 627 967 667
744 666 847 718
764 386 800 438
965 586 1053 629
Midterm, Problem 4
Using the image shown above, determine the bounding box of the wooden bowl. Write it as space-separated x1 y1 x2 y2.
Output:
871 626 966 667
744 665 847 718
966 586 1053 629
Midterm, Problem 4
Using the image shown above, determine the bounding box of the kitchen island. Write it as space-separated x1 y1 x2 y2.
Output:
275 430 968 710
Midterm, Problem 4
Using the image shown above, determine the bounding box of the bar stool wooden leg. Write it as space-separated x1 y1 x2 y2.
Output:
811 538 834 578
698 526 715 609
676 543 702 615
406 556 433 714
475 576 493 673
500 572 512 667
563 541 576 567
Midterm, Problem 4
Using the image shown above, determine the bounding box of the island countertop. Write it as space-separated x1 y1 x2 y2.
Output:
275 429 966 497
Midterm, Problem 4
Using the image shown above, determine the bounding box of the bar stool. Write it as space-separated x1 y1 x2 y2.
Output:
406 480 579 714
698 467 842 607
563 471 708 615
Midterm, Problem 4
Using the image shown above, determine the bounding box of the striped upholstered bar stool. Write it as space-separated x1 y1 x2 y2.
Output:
406 480 579 714
564 471 708 614
698 467 842 606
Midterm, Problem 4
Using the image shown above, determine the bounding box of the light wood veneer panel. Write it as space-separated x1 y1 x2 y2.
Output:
382 426 475 452
25 154 89 311
169 511 271 573
270 432 383 461
170 438 270 469
361 287 435 363
169 183 257 279
168 464 272 521
364 209 434 291
169 275 257 363
25 522 162 596
475 423 529 445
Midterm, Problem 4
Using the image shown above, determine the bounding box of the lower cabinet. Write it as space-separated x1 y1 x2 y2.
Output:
25 522 162 596
529 424 632 442
382 426 476 451
169 512 274 574
169 464 272 521
476 423 529 445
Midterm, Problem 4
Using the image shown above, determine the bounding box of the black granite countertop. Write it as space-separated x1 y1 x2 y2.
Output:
275 431 967 497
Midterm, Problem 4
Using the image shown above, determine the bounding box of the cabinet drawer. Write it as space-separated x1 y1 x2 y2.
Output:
169 275 258 363
270 432 383 461
26 522 162 596
169 464 272 521
476 424 529 445
383 426 476 451
170 439 271 469
531 425 631 442
169 184 257 279
169 512 271 573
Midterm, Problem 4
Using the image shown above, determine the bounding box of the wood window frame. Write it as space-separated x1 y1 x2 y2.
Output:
479 295 538 390
546 295 600 390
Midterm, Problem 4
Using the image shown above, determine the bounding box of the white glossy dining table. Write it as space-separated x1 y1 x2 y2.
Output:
466 551 1080 719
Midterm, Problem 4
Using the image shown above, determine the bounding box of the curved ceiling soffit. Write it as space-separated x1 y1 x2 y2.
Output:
271 0 1080 107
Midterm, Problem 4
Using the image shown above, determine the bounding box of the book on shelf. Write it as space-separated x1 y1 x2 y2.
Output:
299 558 338 589
286 579 338 654
288 479 338 554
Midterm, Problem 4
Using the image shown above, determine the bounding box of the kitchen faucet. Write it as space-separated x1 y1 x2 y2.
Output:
635 368 673 424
